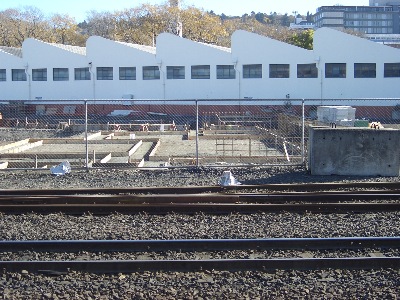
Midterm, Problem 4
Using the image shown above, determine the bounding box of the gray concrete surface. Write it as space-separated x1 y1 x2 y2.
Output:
308 126 400 176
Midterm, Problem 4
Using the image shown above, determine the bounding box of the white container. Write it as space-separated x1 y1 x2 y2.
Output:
317 106 356 123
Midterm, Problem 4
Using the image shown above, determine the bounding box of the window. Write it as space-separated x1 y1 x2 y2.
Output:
53 68 69 81
0 69 5 81
167 66 185 79
191 65 210 79
12 69 26 81
384 63 400 77
74 67 91 80
297 63 318 78
119 67 136 80
143 66 160 80
269 64 290 78
325 63 346 78
97 67 113 80
354 63 376 78
217 65 235 79
243 64 262 78
32 68 47 81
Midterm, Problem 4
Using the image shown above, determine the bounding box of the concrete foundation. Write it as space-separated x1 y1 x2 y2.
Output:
308 126 400 176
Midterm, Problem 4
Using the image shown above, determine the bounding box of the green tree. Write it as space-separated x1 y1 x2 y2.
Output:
288 29 314 50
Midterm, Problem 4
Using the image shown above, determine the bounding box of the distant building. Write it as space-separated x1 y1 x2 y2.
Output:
289 17 315 30
314 1 400 34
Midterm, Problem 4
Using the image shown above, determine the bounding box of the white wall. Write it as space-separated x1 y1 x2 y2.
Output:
0 50 28 100
314 28 400 102
86 36 161 100
156 33 236 100
231 30 320 100
22 39 90 100
1 29 399 102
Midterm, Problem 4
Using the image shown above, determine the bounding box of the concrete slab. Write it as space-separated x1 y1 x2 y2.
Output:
308 126 400 176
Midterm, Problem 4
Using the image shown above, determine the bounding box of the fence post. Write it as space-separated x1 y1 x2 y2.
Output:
301 99 305 166
85 100 89 172
195 100 199 167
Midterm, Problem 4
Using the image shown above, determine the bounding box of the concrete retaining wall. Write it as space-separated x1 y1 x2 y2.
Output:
308 126 400 176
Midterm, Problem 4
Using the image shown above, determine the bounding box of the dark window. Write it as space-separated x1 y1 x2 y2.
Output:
53 68 69 81
74 67 91 80
97 67 113 80
217 65 235 79
384 63 400 77
191 65 210 79
354 63 376 78
325 63 346 78
167 66 185 79
32 68 47 81
12 69 26 81
269 64 290 78
0 69 5 81
143 66 160 80
243 64 262 78
297 63 318 78
119 67 136 80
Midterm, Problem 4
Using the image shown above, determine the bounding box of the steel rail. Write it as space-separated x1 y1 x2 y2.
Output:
1 237 399 252
1 257 400 273
0 203 400 214
1 192 400 205
3 181 400 195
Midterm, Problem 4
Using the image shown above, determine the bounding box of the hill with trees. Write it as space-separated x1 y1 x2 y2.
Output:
0 3 316 50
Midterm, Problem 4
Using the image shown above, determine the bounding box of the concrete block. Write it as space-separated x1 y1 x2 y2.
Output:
308 127 400 176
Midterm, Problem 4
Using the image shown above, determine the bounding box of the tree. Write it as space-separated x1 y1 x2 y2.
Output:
0 7 50 47
180 6 228 44
85 10 117 40
288 29 314 50
49 14 86 46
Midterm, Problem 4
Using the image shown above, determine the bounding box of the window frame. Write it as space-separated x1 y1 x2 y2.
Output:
74 67 91 80
297 63 318 78
119 67 136 80
53 68 69 81
96 67 113 80
243 64 262 79
191 65 210 79
269 64 290 78
143 66 160 80
12 69 27 81
325 63 346 78
32 68 47 81
0 69 6 81
167 66 185 79
354 63 376 78
216 65 236 79
384 63 400 78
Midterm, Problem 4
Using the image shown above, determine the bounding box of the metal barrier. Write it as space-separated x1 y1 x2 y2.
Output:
0 98 399 170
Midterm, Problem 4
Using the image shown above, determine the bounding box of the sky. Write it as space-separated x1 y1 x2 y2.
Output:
0 0 370 22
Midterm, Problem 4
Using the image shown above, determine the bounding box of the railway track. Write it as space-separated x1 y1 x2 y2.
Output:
0 186 400 214
1 182 399 275
1 237 399 273
3 181 400 195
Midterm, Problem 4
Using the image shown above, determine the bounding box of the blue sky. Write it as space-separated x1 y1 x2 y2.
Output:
0 0 369 22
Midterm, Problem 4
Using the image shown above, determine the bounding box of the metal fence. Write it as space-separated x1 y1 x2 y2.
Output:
0 98 399 171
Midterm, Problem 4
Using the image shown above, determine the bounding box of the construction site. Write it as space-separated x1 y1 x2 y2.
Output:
0 109 305 170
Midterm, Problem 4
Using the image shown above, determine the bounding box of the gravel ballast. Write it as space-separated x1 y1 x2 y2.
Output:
0 129 400 299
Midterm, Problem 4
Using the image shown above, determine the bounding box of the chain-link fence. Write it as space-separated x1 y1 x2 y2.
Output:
0 98 399 170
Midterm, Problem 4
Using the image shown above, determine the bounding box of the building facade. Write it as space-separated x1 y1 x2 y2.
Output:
0 28 399 104
314 1 400 34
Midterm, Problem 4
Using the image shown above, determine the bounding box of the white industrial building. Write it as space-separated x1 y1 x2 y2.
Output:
0 28 399 102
